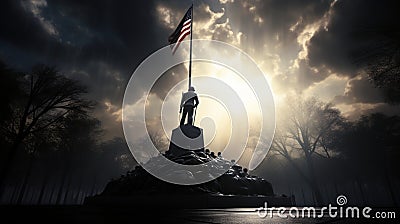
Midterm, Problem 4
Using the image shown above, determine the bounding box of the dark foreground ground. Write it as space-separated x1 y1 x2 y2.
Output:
0 206 398 224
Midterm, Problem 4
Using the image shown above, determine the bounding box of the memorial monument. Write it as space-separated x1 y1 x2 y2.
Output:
85 62 293 208
85 3 294 208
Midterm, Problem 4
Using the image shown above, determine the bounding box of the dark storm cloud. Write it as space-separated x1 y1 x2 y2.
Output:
308 0 400 76
0 0 175 84
0 0 191 139
48 0 165 65
333 75 385 105
249 0 331 32
2 0 399 138
0 0 73 67
295 60 330 90
0 0 193 105
213 0 337 93
223 0 332 49
271 60 331 95
305 0 400 115
0 1 50 50
0 0 165 65
363 104 400 117
12 0 332 100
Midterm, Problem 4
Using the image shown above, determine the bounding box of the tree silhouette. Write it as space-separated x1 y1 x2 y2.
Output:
0 65 94 193
271 97 344 206
54 112 101 204
335 113 400 206
0 61 22 146
15 128 56 204
352 25 400 104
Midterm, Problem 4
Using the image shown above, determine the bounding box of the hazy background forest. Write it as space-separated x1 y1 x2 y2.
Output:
0 59 399 206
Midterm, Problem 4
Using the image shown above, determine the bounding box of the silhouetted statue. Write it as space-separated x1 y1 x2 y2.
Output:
180 86 199 126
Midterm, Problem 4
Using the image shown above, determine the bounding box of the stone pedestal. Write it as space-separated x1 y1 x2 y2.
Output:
168 124 204 156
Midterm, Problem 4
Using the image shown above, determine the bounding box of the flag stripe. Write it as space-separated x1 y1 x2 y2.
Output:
182 20 191 31
180 24 191 35
172 29 191 53
168 6 193 54
183 19 191 26
171 21 191 54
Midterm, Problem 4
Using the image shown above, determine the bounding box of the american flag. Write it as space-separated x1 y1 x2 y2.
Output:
168 5 192 54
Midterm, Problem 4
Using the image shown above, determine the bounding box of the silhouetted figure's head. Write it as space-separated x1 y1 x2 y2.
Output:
243 168 248 173
211 151 216 158
189 86 195 91
217 152 222 157
205 148 210 154
231 159 235 164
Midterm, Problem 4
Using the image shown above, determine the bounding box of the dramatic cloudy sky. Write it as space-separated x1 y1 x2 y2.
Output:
1 0 399 147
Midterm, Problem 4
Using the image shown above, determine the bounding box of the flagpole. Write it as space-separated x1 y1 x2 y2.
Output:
188 3 193 90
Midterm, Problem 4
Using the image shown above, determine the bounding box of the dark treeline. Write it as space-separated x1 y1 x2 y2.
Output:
255 97 400 207
0 61 134 204
1 60 399 207
257 23 400 207
255 25 400 207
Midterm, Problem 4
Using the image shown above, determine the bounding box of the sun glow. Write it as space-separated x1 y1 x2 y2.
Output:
154 58 271 165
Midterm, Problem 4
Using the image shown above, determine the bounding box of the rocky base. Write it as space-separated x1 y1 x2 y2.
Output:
85 126 294 207
98 148 274 197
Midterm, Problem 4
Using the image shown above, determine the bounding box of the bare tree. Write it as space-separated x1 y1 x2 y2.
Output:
271 97 344 205
0 65 93 192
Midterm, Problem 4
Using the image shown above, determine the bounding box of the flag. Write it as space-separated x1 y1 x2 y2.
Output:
168 5 192 54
